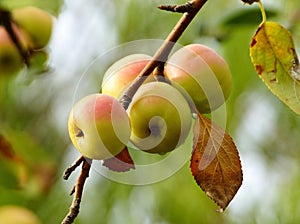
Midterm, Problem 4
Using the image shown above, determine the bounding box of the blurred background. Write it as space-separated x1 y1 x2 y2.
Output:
0 0 300 223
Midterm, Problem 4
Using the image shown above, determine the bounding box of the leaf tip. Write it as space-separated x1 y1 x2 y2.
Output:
102 147 135 172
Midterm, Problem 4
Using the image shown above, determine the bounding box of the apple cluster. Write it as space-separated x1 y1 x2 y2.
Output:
68 44 232 160
0 6 53 77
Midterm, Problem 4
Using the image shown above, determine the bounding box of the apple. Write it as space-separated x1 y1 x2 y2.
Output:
128 81 192 154
101 54 155 98
164 44 232 114
12 6 53 50
0 25 26 77
68 93 131 160
0 205 40 224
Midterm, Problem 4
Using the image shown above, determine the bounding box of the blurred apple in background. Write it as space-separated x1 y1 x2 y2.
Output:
12 6 53 50
0 205 41 224
0 25 27 77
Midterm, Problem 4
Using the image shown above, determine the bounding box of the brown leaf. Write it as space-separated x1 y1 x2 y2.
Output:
0 134 15 160
190 112 242 212
102 147 135 172
0 134 22 164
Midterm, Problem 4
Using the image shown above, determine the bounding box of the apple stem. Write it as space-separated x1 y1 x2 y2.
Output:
153 64 172 84
118 0 208 110
61 158 92 224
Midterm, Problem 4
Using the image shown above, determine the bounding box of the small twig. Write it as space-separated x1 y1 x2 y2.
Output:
63 156 85 180
69 186 76 196
61 159 92 224
119 0 208 110
158 1 194 13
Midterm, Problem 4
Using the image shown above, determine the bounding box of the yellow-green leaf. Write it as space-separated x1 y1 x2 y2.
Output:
250 21 300 115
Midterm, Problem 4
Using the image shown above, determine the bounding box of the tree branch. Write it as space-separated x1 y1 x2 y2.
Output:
158 1 194 13
61 159 92 224
63 156 85 180
119 0 208 109
62 1 209 223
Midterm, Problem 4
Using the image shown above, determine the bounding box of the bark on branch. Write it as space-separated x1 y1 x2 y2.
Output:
119 0 208 110
61 159 92 224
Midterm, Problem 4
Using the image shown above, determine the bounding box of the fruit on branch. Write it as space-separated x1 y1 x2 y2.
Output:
164 44 232 114
68 94 131 160
128 81 192 154
0 205 41 224
12 6 53 50
0 25 27 77
102 54 155 98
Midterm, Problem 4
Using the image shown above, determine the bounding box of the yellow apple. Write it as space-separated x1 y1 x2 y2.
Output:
68 94 131 160
128 81 192 154
102 54 155 98
165 44 232 113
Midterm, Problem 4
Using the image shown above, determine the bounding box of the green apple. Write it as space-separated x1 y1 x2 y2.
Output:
164 44 232 114
128 81 192 154
0 25 26 77
68 93 131 160
0 205 40 224
102 54 155 98
12 6 53 50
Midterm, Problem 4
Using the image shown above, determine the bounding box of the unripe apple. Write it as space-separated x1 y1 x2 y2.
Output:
0 205 40 224
165 44 232 114
102 54 155 98
128 82 192 154
68 94 131 160
12 6 53 50
0 25 26 77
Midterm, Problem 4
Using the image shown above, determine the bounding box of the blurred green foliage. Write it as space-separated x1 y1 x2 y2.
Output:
0 0 62 15
0 0 300 224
